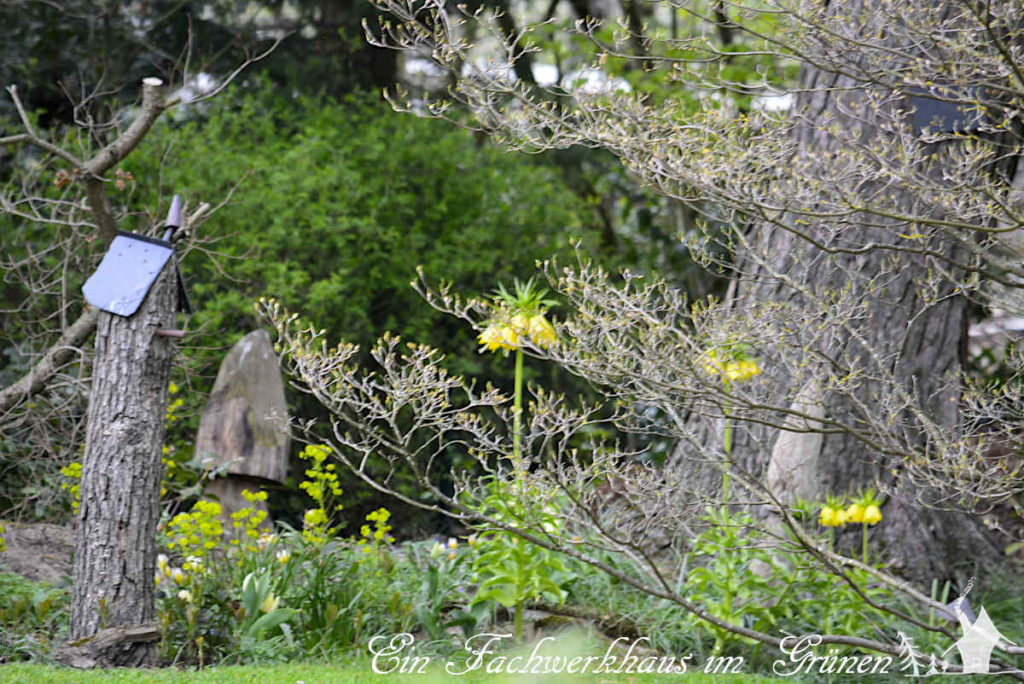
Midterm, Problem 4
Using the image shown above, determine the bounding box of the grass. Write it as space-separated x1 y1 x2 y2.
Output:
0 661 785 684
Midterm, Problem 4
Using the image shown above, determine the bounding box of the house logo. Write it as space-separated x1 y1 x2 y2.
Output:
898 583 1021 677
941 598 1015 675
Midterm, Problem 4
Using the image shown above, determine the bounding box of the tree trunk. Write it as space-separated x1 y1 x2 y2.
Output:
730 1 1004 584
70 264 178 659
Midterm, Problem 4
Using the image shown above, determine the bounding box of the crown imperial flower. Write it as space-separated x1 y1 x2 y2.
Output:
527 314 557 348
819 505 848 527
863 503 882 525
478 278 558 354
702 346 761 383
846 503 865 524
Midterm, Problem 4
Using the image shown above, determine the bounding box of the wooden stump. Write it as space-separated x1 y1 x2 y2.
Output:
71 264 178 661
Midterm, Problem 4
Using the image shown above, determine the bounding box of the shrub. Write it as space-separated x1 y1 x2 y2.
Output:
123 86 603 528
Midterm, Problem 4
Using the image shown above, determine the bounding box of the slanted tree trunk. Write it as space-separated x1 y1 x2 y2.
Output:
732 0 1005 583
70 264 178 661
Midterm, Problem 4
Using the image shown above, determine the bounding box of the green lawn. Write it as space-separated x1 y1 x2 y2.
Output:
0 662 787 684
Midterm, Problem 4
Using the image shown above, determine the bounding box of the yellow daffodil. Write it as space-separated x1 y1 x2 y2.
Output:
275 549 291 564
260 593 280 613
846 503 865 524
170 568 185 584
157 554 169 574
863 504 882 525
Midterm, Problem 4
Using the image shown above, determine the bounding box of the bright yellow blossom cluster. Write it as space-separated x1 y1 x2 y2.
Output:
229 489 270 550
478 278 558 353
819 503 848 527
298 444 343 544
818 491 883 528
478 312 557 352
165 381 184 423
358 507 394 556
167 500 224 558
60 461 82 514
701 347 762 383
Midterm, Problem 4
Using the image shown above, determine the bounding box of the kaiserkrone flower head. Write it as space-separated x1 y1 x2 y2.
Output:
701 344 762 383
847 489 884 526
478 278 558 354
819 495 849 527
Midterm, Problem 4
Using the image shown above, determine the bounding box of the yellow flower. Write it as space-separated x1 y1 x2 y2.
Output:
479 322 520 352
819 506 847 527
846 503 865 524
527 315 557 348
157 554 169 574
478 324 506 352
702 348 761 383
275 549 291 564
260 593 280 613
170 568 185 584
863 504 882 525
304 508 327 528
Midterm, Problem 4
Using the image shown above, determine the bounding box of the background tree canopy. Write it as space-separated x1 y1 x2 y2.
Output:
0 83 619 529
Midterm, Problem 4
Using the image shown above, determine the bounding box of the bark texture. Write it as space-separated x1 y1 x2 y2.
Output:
732 1 1004 583
70 264 178 655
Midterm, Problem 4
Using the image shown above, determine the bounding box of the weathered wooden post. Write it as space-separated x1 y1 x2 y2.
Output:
70 194 189 665
195 329 290 526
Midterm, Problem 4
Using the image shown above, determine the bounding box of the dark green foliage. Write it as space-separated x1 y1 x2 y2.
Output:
129 89 593 370
123 88 601 529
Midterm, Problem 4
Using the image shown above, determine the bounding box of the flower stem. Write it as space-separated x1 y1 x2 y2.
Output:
862 522 868 564
722 401 732 501
513 348 524 473
515 536 525 640
513 347 525 639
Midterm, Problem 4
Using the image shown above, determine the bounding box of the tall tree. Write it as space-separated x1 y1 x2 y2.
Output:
360 0 1024 582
